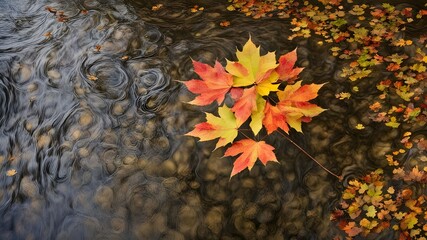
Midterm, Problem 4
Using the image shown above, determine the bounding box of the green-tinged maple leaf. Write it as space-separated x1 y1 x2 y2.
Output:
332 18 347 27
224 139 278 178
186 106 238 149
349 68 372 81
225 38 281 127
400 212 418 230
249 96 266 135
226 37 278 88
363 205 377 218
410 63 426 73
182 60 233 106
385 117 400 128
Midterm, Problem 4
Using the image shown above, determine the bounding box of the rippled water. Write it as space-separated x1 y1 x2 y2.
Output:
0 0 425 239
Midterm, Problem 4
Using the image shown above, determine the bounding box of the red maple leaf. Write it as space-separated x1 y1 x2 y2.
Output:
275 48 304 83
182 60 233 106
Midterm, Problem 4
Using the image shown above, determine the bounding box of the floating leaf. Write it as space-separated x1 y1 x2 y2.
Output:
226 37 278 89
410 63 426 73
6 169 17 176
349 68 372 81
276 81 326 132
224 139 278 177
186 106 238 149
182 60 233 106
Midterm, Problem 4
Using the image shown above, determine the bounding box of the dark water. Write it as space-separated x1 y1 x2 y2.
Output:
0 0 425 239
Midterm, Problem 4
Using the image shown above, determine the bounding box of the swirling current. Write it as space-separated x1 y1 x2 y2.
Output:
0 0 426 239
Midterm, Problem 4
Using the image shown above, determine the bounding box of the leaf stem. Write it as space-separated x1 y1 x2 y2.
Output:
238 129 253 140
277 130 343 181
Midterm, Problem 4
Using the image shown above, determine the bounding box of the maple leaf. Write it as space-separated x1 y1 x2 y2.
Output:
263 101 290 134
225 38 281 129
342 222 363 237
186 106 238 149
226 37 278 89
276 81 326 132
224 139 278 177
231 86 258 126
400 212 418 230
275 48 304 83
6 169 17 176
249 96 266 135
182 60 233 106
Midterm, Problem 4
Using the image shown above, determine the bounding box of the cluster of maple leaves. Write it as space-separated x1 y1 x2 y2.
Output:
332 131 427 239
182 38 325 177
332 165 427 239
228 0 427 130
225 0 427 238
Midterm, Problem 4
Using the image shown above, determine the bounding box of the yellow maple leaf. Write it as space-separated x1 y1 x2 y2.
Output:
363 205 377 218
6 169 17 176
349 68 372 81
186 106 239 149
410 63 426 73
226 37 279 92
249 96 266 135
400 212 418 230
385 117 400 128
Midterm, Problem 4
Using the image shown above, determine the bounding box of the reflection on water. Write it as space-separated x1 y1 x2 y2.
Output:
0 0 425 239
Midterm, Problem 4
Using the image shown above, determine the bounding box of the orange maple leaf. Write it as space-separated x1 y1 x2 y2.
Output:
186 106 238 149
183 60 233 106
262 81 326 133
263 101 289 134
342 221 363 237
224 139 278 177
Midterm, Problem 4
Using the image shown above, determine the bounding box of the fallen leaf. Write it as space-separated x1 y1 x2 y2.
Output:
6 169 17 176
224 139 278 177
182 60 233 106
186 106 238 149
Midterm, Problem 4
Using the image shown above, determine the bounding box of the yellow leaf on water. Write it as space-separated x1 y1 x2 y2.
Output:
335 92 351 100
385 117 400 128
6 169 17 176
400 212 418 230
87 74 98 81
363 205 377 218
226 5 235 11
349 68 371 81
226 37 278 89
186 106 239 150
342 192 355 199
410 63 426 73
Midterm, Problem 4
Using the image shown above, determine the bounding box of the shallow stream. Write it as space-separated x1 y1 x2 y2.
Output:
0 0 425 239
